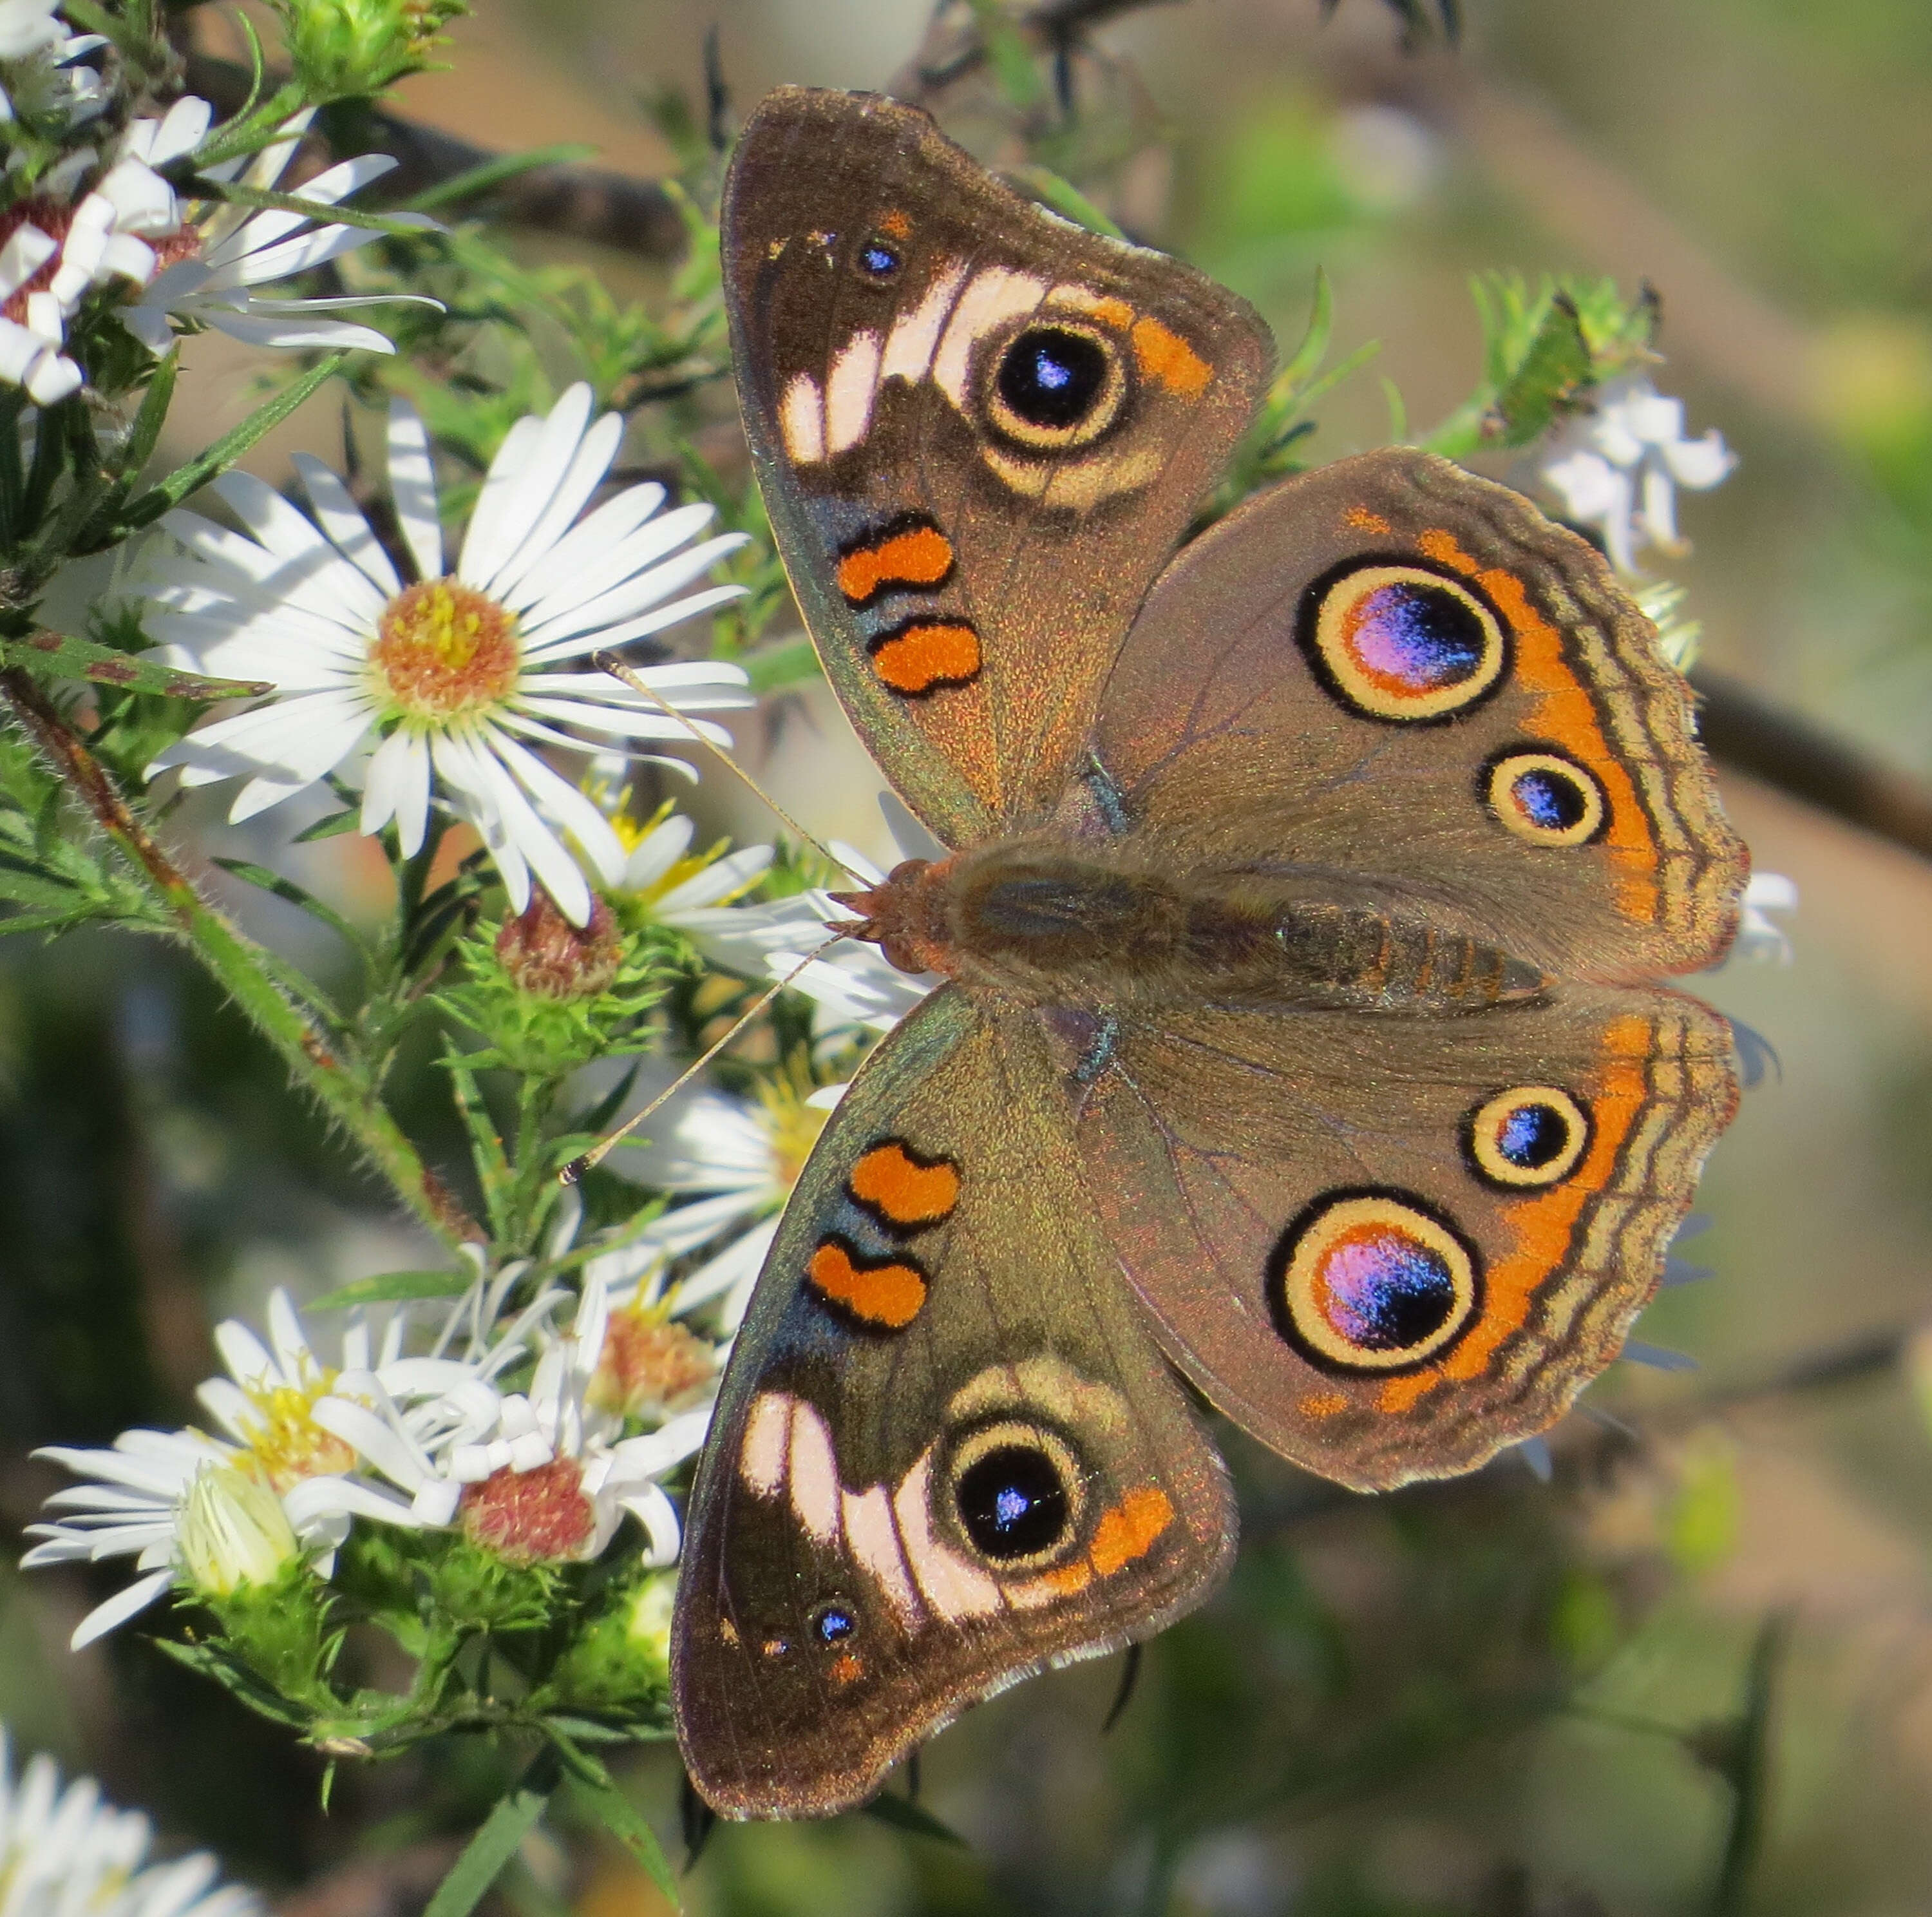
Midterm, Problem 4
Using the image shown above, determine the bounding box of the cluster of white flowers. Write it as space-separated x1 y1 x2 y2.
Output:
0 1730 258 1917
0 7 439 402
24 1256 725 1646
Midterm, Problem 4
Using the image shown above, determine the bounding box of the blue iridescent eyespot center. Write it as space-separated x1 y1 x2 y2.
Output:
1343 582 1487 694
954 1442 1069 1561
860 241 900 278
1497 1100 1569 1168
1511 765 1588 832
813 1605 855 1645
996 326 1110 431
1315 1225 1457 1350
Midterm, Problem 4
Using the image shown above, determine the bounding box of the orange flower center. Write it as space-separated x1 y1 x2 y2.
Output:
589 1309 717 1420
369 578 518 722
460 1456 594 1565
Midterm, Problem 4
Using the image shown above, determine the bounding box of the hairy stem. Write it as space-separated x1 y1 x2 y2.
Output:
1 668 482 1249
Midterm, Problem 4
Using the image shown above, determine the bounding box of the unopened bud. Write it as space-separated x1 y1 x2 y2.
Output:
178 1465 300 1598
495 892 624 998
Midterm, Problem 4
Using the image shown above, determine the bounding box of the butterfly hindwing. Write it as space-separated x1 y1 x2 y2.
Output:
673 986 1235 1818
1044 984 1738 1491
721 86 1273 845
1077 447 1746 980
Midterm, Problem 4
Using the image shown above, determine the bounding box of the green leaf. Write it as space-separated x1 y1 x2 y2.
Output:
444 1041 515 1238
1008 166 1126 240
306 1269 475 1311
565 1769 681 1907
405 143 599 212
295 808 361 843
195 179 442 240
119 353 351 528
968 0 1045 109
4 631 269 701
211 857 366 955
862 1793 969 1846
424 1773 555 1917
1488 292 1592 448
153 1637 313 1730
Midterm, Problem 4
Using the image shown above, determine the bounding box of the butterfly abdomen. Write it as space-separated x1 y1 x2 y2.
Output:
847 841 1546 1011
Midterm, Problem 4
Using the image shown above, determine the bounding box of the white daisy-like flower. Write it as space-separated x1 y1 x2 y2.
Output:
21 1427 346 1649
0 1730 261 1917
119 110 437 356
1536 374 1736 577
615 808 775 931
138 383 754 926
312 1275 702 1566
0 3 104 129
21 1285 443 1646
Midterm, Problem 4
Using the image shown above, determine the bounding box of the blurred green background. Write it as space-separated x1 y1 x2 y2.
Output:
7 1 1932 1913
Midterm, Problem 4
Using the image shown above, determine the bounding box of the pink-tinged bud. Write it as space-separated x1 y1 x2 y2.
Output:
495 892 623 998
460 1457 596 1565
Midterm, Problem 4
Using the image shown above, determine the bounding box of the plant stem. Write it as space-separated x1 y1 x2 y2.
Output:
1 668 481 1249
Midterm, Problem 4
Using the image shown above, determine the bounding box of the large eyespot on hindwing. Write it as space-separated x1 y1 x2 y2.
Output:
981 318 1129 453
942 1418 1086 1571
1482 747 1607 848
1300 561 1508 723
1269 1189 1482 1373
1464 1085 1591 1189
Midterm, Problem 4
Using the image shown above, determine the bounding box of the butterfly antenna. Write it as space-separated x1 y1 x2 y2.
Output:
560 929 853 1183
1103 1641 1143 1734
593 649 845 870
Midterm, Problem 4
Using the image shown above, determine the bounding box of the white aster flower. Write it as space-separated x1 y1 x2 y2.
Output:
313 1276 701 1566
120 110 437 356
139 383 753 926
1536 374 1736 577
21 1427 345 1648
615 807 775 930
0 4 104 130
0 1731 261 1917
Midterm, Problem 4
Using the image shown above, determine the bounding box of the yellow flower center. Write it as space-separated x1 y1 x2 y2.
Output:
758 1074 831 1192
242 1376 356 1493
369 578 519 722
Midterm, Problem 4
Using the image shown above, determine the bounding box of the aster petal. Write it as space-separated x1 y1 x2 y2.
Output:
488 410 625 607
457 414 544 586
70 1569 175 1650
431 730 532 913
147 95 212 166
213 1319 276 1387
204 312 399 353
386 399 443 582
292 452 402 595
310 1396 430 1492
467 736 593 925
513 497 712 627
656 844 775 917
509 696 733 746
621 814 695 890
211 473 386 620
482 724 628 885
1660 429 1735 490
518 535 752 649
496 481 667 618
463 385 596 596
516 582 750 665
361 726 412 838
617 1482 681 1568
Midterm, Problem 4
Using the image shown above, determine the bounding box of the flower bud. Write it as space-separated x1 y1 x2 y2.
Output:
178 1464 300 1598
495 892 625 999
269 0 468 102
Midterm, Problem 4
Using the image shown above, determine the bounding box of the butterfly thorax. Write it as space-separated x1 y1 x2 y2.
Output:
837 841 1548 1013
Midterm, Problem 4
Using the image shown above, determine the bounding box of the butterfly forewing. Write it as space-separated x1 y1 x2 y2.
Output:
722 86 1273 845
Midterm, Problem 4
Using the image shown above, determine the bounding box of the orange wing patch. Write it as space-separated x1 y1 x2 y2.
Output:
869 621 982 696
1417 527 1659 924
1344 504 1394 535
1038 1485 1177 1596
836 520 954 606
1130 316 1212 398
848 1141 960 1229
806 1240 929 1330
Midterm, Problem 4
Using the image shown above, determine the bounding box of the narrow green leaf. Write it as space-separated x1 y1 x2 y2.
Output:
195 179 441 240
211 857 365 953
567 1773 681 1907
1008 166 1126 240
968 0 1045 108
117 349 179 488
405 143 598 212
5 631 269 701
862 1793 969 1846
307 1269 475 1311
1277 269 1334 397
444 1042 515 1236
423 1779 553 1917
120 353 350 526
294 808 361 843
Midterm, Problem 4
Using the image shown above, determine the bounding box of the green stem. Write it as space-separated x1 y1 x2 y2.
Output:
1 669 481 1250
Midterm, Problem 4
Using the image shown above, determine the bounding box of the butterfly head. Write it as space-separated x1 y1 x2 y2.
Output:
828 856 956 977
